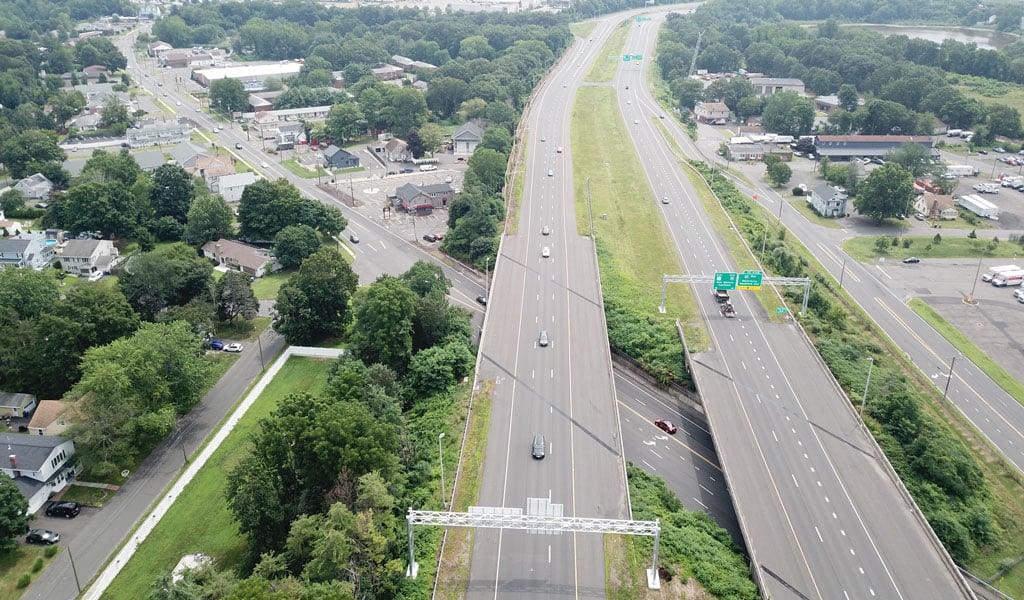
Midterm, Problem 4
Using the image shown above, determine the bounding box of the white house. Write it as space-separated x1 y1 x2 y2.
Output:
1 433 81 515
452 122 484 156
218 172 258 203
15 174 54 201
694 101 731 123
809 184 848 218
748 77 806 97
0 237 55 270
59 239 119 276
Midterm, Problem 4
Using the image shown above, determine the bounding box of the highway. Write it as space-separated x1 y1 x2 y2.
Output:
467 19 629 599
618 13 972 599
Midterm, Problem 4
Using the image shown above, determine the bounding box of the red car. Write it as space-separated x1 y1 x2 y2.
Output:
654 419 677 434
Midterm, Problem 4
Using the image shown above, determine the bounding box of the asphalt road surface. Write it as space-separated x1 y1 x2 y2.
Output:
620 13 971 599
467 19 630 599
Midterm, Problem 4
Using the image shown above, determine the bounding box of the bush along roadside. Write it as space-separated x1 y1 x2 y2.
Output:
687 160 998 564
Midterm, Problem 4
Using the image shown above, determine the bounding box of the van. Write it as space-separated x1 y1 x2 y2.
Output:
419 164 437 171
981 265 1020 282
992 269 1024 287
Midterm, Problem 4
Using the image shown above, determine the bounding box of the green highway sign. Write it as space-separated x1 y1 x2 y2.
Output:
633 54 644 60
776 307 788 313
623 55 631 61
713 272 737 290
737 270 764 290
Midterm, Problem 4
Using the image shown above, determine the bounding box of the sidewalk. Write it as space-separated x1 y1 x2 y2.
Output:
80 346 343 600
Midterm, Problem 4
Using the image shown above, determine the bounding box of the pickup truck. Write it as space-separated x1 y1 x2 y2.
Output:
712 289 730 302
720 302 736 318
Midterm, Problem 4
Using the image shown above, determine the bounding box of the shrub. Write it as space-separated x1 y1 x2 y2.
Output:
31 557 43 572
16 574 30 588
44 545 58 558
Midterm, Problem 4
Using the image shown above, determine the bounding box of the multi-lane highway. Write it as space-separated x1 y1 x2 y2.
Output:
618 13 972 599
467 19 630 599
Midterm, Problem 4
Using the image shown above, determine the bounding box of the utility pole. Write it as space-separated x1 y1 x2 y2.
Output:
859 357 874 416
965 255 983 305
943 356 958 401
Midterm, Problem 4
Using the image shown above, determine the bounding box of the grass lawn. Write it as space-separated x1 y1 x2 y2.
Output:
0 545 57 599
569 21 597 40
570 86 692 321
60 482 118 507
250 269 294 301
280 158 323 179
100 356 333 600
584 19 630 83
842 235 1024 262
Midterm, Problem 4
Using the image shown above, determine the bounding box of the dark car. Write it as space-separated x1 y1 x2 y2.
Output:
209 339 225 351
654 419 677 434
978 150 988 155
476 295 487 306
532 435 546 459
45 501 81 519
402 167 414 173
422 234 437 242
26 529 60 545
902 256 921 264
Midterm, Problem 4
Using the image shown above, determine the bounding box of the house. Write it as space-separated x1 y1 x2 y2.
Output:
217 172 258 203
384 138 412 163
159 50 191 69
0 392 37 418
914 191 957 220
127 120 190 149
0 237 55 270
81 65 109 80
169 142 210 169
371 64 404 81
725 141 765 161
748 77 806 97
201 239 275 278
809 184 848 218
72 112 103 131
813 135 936 161
452 122 484 156
59 239 119 276
147 41 173 56
27 401 72 436
694 101 731 123
323 145 360 170
814 95 842 113
394 182 455 212
390 54 437 71
1 433 81 515
134 149 166 172
277 122 305 149
15 174 54 201
186 154 235 190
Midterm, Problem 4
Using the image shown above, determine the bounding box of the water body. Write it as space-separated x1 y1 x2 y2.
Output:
848 24 1020 50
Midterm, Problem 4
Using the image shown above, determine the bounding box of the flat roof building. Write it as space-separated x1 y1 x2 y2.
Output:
193 62 303 89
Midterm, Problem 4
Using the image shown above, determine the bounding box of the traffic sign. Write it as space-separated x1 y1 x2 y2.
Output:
713 272 737 290
737 270 764 290
633 54 644 60
776 307 787 313
623 55 631 62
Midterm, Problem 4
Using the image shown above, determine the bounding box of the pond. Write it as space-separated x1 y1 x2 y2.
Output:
847 24 1020 51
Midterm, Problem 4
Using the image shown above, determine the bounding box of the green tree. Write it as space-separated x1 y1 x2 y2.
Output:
417 123 445 153
854 163 914 221
349 275 418 373
78 149 144 187
767 162 792 187
324 102 364 144
479 126 512 155
888 143 938 178
274 224 321 269
100 95 130 131
670 78 705 110
184 192 234 246
459 35 494 60
703 77 755 112
761 91 815 136
837 84 859 112
0 476 30 553
119 243 214 320
150 164 195 223
215 270 259 323
986 103 1023 139
465 148 507 195
399 261 451 298
0 129 64 179
210 78 248 115
0 189 25 213
0 268 59 320
238 179 345 241
273 247 358 344
381 87 427 137
406 341 475 398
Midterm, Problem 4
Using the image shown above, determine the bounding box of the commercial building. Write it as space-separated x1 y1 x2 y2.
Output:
193 62 303 90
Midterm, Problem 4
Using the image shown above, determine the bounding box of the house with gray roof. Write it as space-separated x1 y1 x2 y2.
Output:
323 145 360 170
59 239 119 276
135 149 166 172
169 141 210 168
809 184 848 218
218 172 258 203
453 122 484 156
0 392 37 418
394 182 455 213
201 239 275 277
128 119 190 149
0 237 54 270
748 77 805 97
0 432 80 515
813 135 935 161
15 174 54 201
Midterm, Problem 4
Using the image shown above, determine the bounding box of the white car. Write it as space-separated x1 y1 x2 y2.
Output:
547 169 554 177
87 271 104 282
541 246 551 258
260 162 270 168
224 343 244 353
444 175 453 183
556 146 563 153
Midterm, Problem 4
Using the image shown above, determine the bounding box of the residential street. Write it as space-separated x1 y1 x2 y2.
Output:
22 327 286 600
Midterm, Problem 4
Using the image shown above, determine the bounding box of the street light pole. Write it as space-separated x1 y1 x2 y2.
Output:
943 356 958 401
839 256 848 288
759 223 769 263
484 257 490 299
859 357 874 416
966 255 983 304
438 433 446 509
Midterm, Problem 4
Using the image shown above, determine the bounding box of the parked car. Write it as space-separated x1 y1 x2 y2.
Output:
476 295 488 306
444 175 453 183
209 339 225 351
422 234 437 242
994 147 1007 153
654 419 677 434
432 233 444 241
349 234 359 243
26 530 59 545
902 256 921 264
235 143 243 149
87 271 104 282
532 435 546 459
45 501 81 519
224 343 244 353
